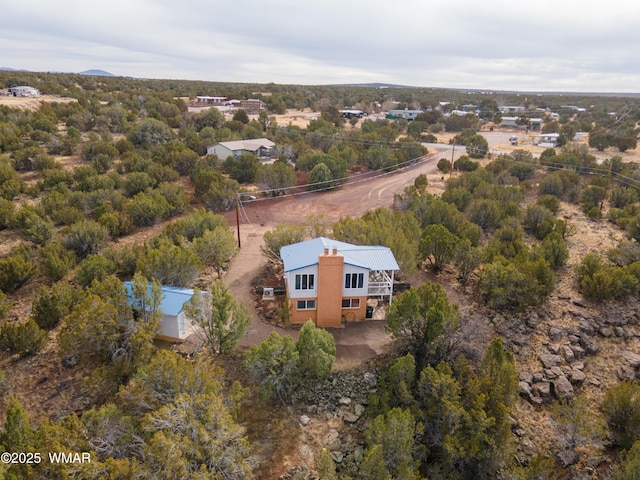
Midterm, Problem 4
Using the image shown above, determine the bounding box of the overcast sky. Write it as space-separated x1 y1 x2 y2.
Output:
3 0 639 93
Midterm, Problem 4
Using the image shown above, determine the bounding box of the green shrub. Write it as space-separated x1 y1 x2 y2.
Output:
62 220 110 259
602 381 640 450
126 191 170 227
39 241 77 282
75 254 118 288
0 319 47 356
296 320 336 384
0 198 14 229
124 171 156 196
454 155 479 171
163 209 229 243
157 182 189 216
539 233 569 269
0 369 8 396
610 187 639 209
508 162 536 181
0 289 11 319
481 256 554 310
522 204 555 240
0 252 36 293
575 252 638 301
581 185 605 214
137 241 202 287
32 282 80 329
12 207 55 246
536 194 560 214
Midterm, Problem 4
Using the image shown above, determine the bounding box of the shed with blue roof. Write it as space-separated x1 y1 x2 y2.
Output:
124 282 206 342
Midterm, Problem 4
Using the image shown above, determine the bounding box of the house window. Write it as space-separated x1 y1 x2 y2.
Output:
341 298 360 308
345 273 364 289
295 274 315 290
297 300 316 310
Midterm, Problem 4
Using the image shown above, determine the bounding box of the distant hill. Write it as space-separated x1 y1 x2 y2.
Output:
78 69 115 77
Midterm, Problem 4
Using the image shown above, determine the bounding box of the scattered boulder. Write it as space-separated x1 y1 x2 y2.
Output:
570 345 586 360
519 372 534 384
324 429 340 446
617 365 636 381
299 415 310 426
553 375 574 400
338 397 352 407
599 327 613 338
342 412 358 423
539 353 562 369
562 345 575 363
532 381 551 398
569 369 586 384
519 381 532 398
579 334 599 355
363 372 377 387
548 327 563 341
331 451 344 463
622 351 640 369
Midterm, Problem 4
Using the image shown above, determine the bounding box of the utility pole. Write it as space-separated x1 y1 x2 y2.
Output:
235 194 241 248
600 158 614 211
449 142 455 180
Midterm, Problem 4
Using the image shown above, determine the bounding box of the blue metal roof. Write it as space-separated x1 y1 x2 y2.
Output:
280 237 399 272
123 282 204 317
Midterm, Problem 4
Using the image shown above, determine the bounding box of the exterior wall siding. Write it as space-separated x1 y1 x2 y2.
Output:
160 313 180 339
341 265 369 297
285 266 318 299
288 297 318 324
340 296 367 322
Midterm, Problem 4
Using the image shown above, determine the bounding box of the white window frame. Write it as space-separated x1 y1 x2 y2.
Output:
345 273 364 289
295 274 315 291
341 298 361 309
296 299 316 310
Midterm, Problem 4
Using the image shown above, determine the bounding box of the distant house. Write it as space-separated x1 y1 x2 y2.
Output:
500 116 520 127
206 138 275 160
194 96 230 106
532 133 560 148
386 109 423 121
124 282 207 342
528 118 544 131
280 237 399 327
9 86 39 97
340 109 366 119
238 98 265 114
499 106 525 113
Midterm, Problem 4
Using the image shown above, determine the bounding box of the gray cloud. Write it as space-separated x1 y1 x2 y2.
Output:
2 0 639 91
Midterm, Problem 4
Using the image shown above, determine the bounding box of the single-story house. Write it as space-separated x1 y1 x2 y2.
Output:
532 133 560 148
500 116 520 127
528 118 544 130
194 96 230 106
9 86 39 97
206 138 275 160
386 109 423 121
499 106 525 113
280 237 399 327
340 109 366 119
238 98 265 114
124 282 207 342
